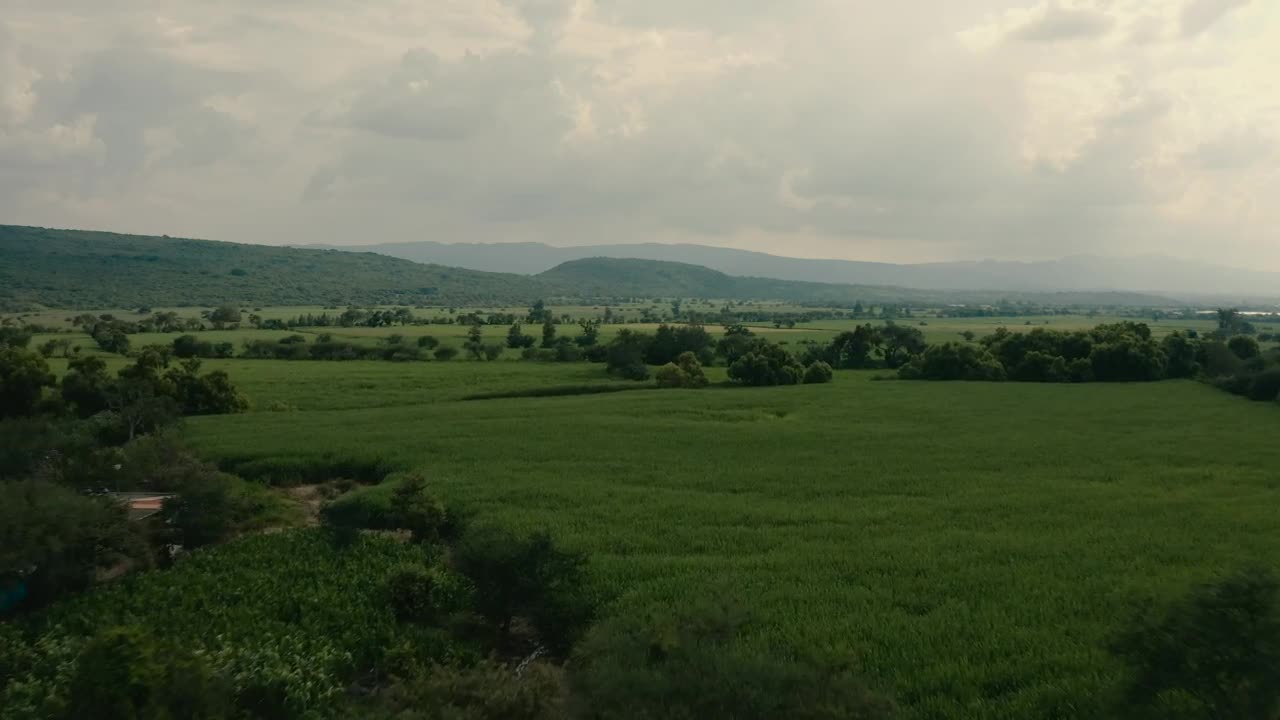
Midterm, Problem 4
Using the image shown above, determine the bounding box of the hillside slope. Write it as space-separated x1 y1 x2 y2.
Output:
537 258 1176 306
0 225 557 310
326 239 1280 299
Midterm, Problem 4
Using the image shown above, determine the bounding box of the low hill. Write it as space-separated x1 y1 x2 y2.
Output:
313 239 1280 300
0 225 556 310
536 258 1176 307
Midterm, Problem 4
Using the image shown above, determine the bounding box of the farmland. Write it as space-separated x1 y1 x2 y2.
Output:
175 358 1280 719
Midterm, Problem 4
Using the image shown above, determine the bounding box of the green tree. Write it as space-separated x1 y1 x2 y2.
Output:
656 352 709 389
452 527 595 655
1110 568 1280 720
728 343 804 386
899 342 1006 381
0 347 56 419
541 317 557 349
392 474 449 544
434 346 459 361
208 305 242 330
571 601 895 720
575 319 601 347
1161 332 1201 379
880 324 927 369
605 330 651 381
464 324 486 360
803 361 834 384
507 323 535 349
61 355 114 417
1227 335 1261 361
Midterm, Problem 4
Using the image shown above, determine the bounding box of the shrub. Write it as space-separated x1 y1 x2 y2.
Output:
452 527 595 656
369 660 568 720
1228 335 1262 361
802 361 834 384
570 601 895 720
433 346 459 361
1247 367 1280 402
728 343 803 386
1109 568 1280 720
655 352 709 389
900 342 1006 381
417 335 440 350
385 565 444 624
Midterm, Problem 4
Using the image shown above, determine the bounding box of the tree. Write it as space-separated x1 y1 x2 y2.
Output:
879 324 927 368
161 474 234 549
392 474 449 544
0 326 33 348
716 325 757 365
61 355 113 417
1 480 146 610
541 317 557 349
165 359 248 415
464 324 486 360
1161 332 1201 379
961 331 976 343
208 305 241 330
575 319 601 347
606 330 651 381
452 527 595 655
899 342 1006 381
528 299 549 324
1090 337 1166 382
0 347 56 419
417 335 440 350
434 346 459 361
728 343 804 386
823 325 883 369
656 352 709 389
1228 335 1261 361
571 601 895 720
507 323 536 349
66 625 228 720
1217 307 1244 336
803 361 834 384
1110 568 1280 720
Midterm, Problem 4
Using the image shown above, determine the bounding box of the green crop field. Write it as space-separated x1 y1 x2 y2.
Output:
178 359 1280 719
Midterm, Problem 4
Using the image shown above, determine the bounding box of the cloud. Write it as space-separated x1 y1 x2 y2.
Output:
1181 0 1251 37
1009 2 1115 43
1 1 1279 269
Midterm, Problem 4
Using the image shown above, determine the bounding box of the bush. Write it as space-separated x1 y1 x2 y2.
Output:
0 346 56 419
384 565 446 624
1247 367 1280 402
433 346 459 361
452 527 596 656
802 361 834 384
570 601 895 720
369 660 568 720
900 342 1006 381
66 625 230 720
1228 335 1262 361
1109 568 1280 720
417 335 440 350
655 352 709 389
727 343 803 386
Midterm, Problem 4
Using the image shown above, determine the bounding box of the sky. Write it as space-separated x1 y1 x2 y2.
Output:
1 0 1277 268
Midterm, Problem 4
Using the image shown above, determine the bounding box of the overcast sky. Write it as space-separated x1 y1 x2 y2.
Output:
2 1 1276 267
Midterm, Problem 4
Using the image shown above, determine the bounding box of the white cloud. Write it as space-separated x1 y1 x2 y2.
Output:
1 1 1279 269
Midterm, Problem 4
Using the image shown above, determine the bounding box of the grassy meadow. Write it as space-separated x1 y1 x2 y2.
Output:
178 358 1280 720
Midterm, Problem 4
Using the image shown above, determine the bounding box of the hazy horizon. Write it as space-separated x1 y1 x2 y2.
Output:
3 1 1277 269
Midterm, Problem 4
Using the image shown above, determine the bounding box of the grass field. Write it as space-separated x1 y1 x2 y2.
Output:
179 360 1280 719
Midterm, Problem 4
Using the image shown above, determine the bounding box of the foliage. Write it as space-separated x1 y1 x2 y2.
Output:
1228 335 1262 360
0 480 148 613
802 360 834 384
452 527 596 656
64 625 230 720
1 531 441 719
604 330 650 381
0 346 56 418
434 346 460 361
655 352 709 389
570 601 895 720
1109 568 1280 720
366 660 568 720
727 342 804 386
899 342 1006 381
507 323 537 349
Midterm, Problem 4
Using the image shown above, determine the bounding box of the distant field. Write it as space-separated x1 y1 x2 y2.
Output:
182 360 1280 719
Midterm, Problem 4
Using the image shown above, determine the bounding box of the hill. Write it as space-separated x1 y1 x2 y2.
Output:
536 258 1177 307
321 239 1280 301
0 225 556 310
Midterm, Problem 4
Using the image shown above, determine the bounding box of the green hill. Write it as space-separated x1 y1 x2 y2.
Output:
0 225 556 310
536 257 1175 306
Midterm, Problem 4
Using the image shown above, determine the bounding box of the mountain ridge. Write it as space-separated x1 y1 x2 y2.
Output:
309 239 1280 299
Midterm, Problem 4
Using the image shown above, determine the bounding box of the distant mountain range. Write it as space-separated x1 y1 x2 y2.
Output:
308 240 1280 301
3 225 1188 310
